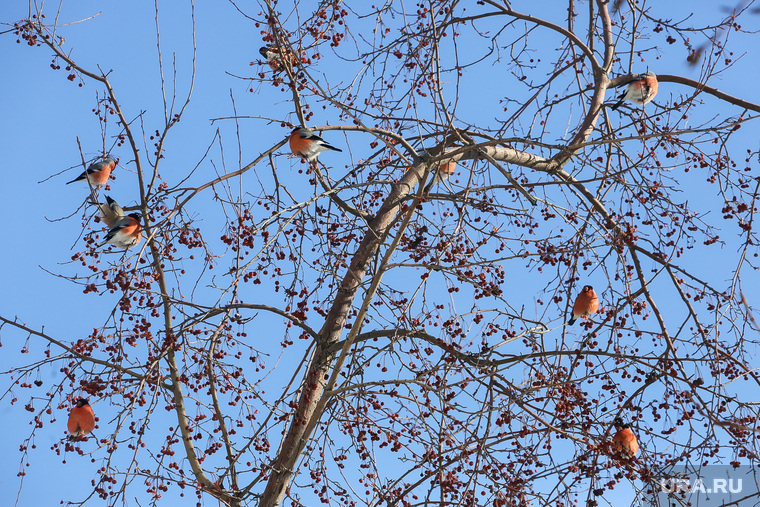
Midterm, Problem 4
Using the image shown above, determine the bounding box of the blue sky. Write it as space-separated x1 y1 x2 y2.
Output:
2 0 760 506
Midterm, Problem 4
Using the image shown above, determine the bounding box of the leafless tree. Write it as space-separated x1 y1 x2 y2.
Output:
4 0 760 506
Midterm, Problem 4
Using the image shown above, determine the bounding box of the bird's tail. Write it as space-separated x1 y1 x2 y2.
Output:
324 143 342 152
610 97 625 111
567 316 577 325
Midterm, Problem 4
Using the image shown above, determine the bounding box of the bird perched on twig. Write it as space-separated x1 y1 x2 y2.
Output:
67 398 95 440
610 71 658 110
95 195 125 228
428 160 457 187
259 46 298 72
67 156 117 188
289 126 342 163
611 417 639 457
567 285 599 325
99 212 143 249
421 148 458 191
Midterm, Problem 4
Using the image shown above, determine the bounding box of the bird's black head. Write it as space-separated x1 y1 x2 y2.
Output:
583 285 594 292
291 126 303 133
76 398 90 407
128 212 142 221
259 46 271 58
613 417 627 428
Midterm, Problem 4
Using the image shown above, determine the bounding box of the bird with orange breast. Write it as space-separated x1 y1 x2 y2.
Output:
67 398 96 440
567 285 599 325
99 212 143 249
289 127 342 163
610 71 658 110
437 160 457 182
419 145 460 192
67 156 117 189
611 417 639 457
424 156 457 188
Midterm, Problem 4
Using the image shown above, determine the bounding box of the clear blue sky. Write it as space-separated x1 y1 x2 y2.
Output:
2 0 760 505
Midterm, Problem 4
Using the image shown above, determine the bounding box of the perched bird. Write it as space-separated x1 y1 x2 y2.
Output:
289 127 342 162
259 46 281 71
567 285 599 325
433 160 457 184
611 417 639 457
259 46 298 71
99 212 143 248
67 156 117 188
259 45 278 60
67 398 96 440
95 195 125 229
422 149 458 190
611 71 658 110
